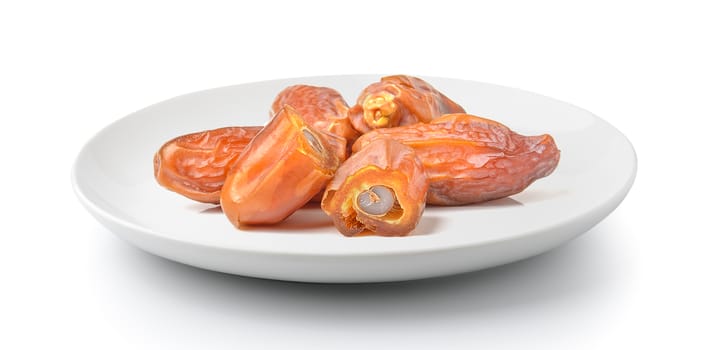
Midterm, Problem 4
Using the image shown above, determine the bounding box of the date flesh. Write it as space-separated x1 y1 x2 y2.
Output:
352 113 561 205
348 75 466 133
221 106 345 226
153 126 262 203
321 138 428 236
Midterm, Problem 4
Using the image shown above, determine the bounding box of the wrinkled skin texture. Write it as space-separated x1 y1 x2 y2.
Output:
270 85 359 156
221 106 344 226
349 75 465 133
153 126 262 203
321 139 428 236
352 114 561 205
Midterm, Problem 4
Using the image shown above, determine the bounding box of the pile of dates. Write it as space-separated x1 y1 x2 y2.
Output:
154 75 561 237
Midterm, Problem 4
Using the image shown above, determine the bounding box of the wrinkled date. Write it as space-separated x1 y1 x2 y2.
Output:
153 126 262 203
321 138 428 236
352 113 561 205
221 106 345 227
270 84 360 155
348 75 466 133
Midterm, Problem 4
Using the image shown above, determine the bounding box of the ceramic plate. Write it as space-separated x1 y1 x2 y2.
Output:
72 75 636 283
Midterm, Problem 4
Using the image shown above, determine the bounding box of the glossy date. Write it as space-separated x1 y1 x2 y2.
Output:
321 138 428 236
271 84 360 154
348 75 465 133
153 126 262 203
221 106 345 226
352 113 561 205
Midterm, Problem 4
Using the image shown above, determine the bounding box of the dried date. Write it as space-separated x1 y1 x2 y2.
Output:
348 75 465 133
221 106 345 226
352 113 561 205
270 84 360 155
153 126 262 203
321 138 428 236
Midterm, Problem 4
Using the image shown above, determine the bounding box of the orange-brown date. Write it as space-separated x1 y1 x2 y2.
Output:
221 106 345 227
153 126 262 203
348 75 466 133
321 138 428 237
270 85 360 154
352 113 561 205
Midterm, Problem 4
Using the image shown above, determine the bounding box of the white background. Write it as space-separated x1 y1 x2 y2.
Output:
1 1 708 349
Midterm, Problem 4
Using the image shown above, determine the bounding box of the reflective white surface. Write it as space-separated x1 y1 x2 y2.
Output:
72 76 636 282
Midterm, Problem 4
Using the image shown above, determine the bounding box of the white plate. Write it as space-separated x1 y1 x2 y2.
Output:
72 75 636 283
